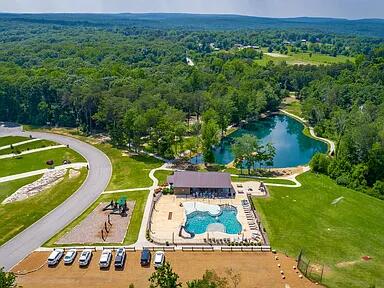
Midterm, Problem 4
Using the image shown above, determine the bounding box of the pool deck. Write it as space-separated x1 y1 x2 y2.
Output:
150 194 262 245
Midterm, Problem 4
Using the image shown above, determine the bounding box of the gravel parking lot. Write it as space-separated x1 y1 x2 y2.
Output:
13 251 317 288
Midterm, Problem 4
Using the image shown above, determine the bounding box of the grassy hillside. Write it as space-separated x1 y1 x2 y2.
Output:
0 147 85 177
0 168 87 245
253 172 384 287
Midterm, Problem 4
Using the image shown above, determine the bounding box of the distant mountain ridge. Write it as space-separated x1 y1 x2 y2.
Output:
1 13 383 37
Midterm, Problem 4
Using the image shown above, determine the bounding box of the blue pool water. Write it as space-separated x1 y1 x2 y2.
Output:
185 206 242 235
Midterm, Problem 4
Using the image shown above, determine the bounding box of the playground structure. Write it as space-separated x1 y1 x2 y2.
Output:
101 197 129 242
102 197 128 217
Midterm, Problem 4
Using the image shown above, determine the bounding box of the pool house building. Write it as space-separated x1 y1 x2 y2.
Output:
167 171 235 198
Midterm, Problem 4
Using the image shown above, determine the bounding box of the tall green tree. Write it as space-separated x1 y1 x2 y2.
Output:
0 268 16 288
201 119 220 163
149 262 182 288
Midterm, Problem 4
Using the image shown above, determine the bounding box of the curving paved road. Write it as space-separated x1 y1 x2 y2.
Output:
0 125 112 270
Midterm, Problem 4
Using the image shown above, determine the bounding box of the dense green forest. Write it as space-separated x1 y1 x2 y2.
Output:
0 14 383 199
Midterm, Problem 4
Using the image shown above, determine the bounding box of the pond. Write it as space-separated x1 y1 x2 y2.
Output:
191 114 328 168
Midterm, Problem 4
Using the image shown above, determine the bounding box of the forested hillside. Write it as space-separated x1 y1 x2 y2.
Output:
0 14 383 198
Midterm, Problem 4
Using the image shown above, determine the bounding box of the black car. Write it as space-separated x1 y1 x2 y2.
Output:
114 248 126 268
140 249 151 266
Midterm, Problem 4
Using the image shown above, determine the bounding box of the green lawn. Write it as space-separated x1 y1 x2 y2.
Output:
0 136 28 147
282 101 302 117
0 168 87 245
0 147 85 177
0 139 57 155
45 190 149 246
255 50 353 66
0 175 41 203
231 176 295 185
22 126 164 190
154 170 174 185
94 143 163 190
253 172 384 288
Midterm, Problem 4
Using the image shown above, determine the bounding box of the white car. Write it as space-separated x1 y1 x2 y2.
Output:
153 251 165 268
47 249 64 266
63 249 77 265
79 249 92 267
99 249 112 268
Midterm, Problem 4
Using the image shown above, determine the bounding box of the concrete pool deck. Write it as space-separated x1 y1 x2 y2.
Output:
150 195 262 245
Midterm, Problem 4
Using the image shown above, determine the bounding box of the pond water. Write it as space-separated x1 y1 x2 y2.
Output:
191 114 328 168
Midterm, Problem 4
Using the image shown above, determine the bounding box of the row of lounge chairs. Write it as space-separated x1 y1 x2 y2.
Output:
241 200 263 242
203 236 257 245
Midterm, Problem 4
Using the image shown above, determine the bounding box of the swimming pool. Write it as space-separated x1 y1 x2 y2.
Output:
184 205 242 235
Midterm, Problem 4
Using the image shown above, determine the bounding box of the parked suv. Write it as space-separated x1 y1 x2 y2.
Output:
47 249 64 266
140 249 151 266
114 248 126 268
99 249 112 268
153 251 164 268
79 249 92 267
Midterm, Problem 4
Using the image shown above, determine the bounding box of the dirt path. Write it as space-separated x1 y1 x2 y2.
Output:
13 251 318 288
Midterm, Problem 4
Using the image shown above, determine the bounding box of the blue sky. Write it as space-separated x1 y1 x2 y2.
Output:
0 0 383 19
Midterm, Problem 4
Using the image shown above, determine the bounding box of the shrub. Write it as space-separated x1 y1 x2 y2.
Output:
309 153 330 174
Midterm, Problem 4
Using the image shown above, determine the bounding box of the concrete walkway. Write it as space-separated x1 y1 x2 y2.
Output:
0 163 88 183
0 144 66 159
0 125 112 271
0 138 41 150
280 109 335 155
134 164 171 247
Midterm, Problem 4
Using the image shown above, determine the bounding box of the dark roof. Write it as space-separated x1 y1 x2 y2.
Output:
167 171 232 189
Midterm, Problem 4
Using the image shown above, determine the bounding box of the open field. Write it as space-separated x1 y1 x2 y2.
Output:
0 168 87 246
255 50 354 66
0 175 41 203
0 135 28 147
13 251 317 288
231 176 295 185
281 97 303 117
0 147 85 177
253 172 384 288
45 190 149 246
96 144 162 190
154 169 174 185
23 126 164 190
0 139 56 155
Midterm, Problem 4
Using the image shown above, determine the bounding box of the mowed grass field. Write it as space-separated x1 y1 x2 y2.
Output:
0 168 87 245
0 147 85 177
0 139 57 155
45 190 149 246
0 175 41 203
0 136 28 147
154 170 174 185
95 144 163 190
253 172 384 288
23 127 164 190
255 50 353 66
